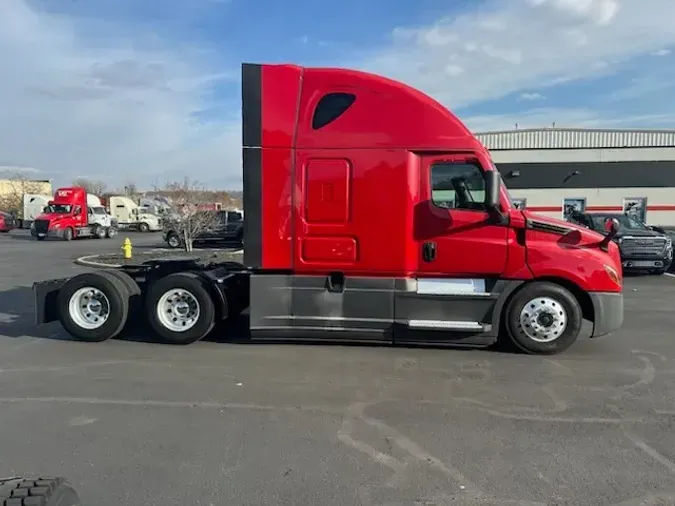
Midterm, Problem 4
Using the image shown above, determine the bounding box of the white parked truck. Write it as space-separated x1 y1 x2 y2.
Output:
22 194 52 228
108 196 163 232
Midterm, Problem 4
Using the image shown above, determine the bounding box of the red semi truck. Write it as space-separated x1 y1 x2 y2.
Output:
32 63 624 355
31 187 117 241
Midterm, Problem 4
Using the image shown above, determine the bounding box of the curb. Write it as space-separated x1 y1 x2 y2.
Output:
75 248 244 269
75 254 122 268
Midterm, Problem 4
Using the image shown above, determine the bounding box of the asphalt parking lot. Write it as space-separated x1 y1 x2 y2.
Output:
2 229 675 505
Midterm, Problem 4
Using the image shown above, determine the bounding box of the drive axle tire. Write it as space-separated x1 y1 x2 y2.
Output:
94 225 106 239
503 281 582 355
56 271 129 342
0 477 82 506
146 273 216 344
106 227 117 238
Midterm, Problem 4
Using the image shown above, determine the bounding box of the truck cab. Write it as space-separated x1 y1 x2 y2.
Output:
242 63 624 354
31 187 116 240
109 196 162 232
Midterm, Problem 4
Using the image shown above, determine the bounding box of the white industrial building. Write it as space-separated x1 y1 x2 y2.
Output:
475 128 675 226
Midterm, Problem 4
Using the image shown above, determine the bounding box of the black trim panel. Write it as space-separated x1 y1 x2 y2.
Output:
242 148 262 268
241 63 263 268
241 63 261 148
498 161 675 189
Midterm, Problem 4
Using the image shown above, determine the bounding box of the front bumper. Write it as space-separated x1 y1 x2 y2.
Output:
621 256 672 270
589 292 624 338
30 227 66 239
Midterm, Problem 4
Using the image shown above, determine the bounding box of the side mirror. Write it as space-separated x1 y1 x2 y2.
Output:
599 218 620 252
484 170 501 209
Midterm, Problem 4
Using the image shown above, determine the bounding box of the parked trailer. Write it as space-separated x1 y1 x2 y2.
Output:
32 62 625 355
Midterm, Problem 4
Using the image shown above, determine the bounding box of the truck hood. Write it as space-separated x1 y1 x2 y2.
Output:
522 211 605 243
34 212 69 221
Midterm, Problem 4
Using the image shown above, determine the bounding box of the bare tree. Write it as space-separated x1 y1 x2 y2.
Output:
0 170 50 218
72 178 107 195
160 178 220 252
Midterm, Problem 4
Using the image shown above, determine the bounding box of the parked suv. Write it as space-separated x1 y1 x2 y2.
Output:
163 210 243 249
567 211 673 274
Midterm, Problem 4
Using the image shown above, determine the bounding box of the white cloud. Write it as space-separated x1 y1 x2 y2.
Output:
519 92 545 101
0 0 240 190
652 48 671 56
356 0 675 110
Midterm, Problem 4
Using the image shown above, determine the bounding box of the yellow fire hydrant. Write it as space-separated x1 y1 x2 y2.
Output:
121 237 132 259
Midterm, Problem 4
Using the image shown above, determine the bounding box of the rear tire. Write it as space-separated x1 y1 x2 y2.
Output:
57 271 129 342
94 225 106 239
146 273 216 344
106 227 117 238
0 477 82 506
503 281 582 355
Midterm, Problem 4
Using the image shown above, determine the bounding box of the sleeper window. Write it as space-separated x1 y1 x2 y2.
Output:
431 163 486 210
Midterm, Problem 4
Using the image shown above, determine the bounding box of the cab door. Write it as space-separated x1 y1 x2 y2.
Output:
415 153 509 277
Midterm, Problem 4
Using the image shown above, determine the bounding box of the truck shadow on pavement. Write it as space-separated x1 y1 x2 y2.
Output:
0 286 73 340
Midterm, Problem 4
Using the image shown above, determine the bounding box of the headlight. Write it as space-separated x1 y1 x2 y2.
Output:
604 264 621 286
666 237 672 248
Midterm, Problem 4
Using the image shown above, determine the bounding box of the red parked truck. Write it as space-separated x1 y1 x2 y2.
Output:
32 63 624 355
31 187 117 241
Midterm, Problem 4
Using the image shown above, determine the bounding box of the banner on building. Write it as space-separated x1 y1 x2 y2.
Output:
562 198 586 221
622 197 647 223
512 198 527 210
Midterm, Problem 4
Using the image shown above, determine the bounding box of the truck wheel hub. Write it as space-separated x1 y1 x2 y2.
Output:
157 289 201 332
519 297 567 343
68 287 110 330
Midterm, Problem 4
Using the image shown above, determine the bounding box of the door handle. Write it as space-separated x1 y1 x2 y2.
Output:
422 242 436 262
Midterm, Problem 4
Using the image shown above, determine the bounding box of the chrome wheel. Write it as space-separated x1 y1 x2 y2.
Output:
168 235 181 248
156 289 200 332
518 297 567 343
68 287 110 330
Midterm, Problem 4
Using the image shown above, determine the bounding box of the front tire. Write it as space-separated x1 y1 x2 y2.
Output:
63 227 74 241
167 233 181 249
0 477 82 506
503 281 582 355
146 273 216 344
139 222 150 232
56 271 129 342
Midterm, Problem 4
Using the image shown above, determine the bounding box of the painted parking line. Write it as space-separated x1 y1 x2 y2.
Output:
663 272 675 279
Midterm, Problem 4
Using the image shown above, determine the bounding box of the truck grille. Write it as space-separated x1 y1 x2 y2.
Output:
34 219 49 234
620 237 668 256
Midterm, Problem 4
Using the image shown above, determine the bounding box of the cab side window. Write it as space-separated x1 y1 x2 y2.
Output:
431 162 486 211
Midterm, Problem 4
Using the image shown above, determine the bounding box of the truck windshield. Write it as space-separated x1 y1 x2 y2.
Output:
92 207 106 215
46 204 71 213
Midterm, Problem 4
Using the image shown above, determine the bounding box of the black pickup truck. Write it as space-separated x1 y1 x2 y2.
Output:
163 210 243 249
566 211 673 274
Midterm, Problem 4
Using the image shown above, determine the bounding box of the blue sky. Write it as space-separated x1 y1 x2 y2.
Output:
1 0 674 190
